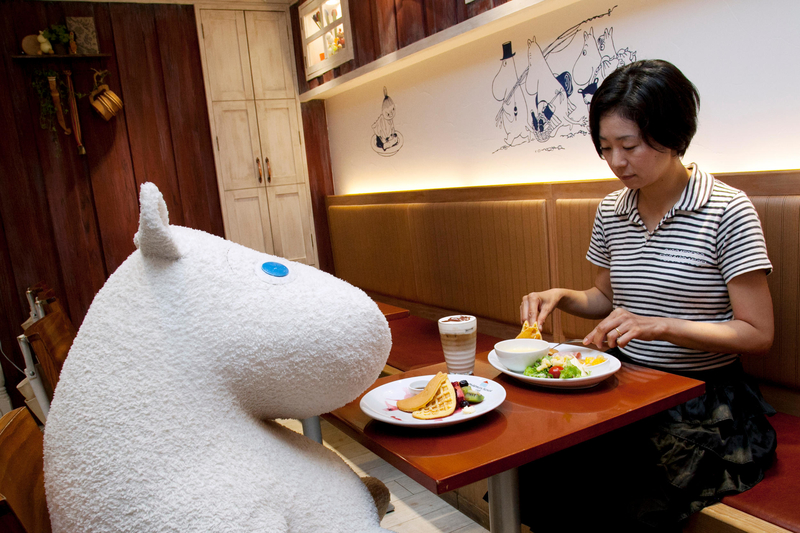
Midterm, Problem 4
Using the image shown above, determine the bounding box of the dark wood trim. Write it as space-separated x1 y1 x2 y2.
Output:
301 100 336 274
395 0 426 48
372 0 398 58
425 0 458 36
155 4 224 239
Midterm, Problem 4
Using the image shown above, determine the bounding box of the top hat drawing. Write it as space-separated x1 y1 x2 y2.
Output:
500 41 515 60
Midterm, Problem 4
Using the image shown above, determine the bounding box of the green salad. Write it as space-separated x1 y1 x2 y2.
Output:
522 353 590 379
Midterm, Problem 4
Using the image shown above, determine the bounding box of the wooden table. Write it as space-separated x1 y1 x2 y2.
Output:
375 301 410 321
323 351 705 532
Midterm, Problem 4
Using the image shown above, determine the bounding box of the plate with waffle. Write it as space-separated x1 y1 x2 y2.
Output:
359 372 506 427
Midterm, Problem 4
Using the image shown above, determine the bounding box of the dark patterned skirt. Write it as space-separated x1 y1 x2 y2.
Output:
514 355 777 532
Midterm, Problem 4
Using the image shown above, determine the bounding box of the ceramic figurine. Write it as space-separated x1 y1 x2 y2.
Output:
37 31 53 55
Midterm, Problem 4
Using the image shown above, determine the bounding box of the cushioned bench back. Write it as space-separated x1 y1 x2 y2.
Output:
327 173 800 396
750 196 800 392
329 200 550 328
553 198 604 341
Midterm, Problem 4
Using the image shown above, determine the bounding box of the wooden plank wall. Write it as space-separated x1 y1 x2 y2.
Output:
0 1 223 409
292 0 501 94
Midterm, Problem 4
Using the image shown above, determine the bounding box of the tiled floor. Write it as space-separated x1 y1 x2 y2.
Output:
278 418 489 533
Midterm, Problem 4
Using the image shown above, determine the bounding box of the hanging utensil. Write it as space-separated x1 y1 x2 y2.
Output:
64 70 85 155
48 76 71 135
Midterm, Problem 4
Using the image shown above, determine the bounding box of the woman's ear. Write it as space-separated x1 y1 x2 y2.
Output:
133 182 181 260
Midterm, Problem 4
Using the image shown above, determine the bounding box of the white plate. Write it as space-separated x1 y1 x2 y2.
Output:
359 375 506 427
488 344 621 389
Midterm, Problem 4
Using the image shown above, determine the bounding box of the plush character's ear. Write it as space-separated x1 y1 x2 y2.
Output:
133 182 181 260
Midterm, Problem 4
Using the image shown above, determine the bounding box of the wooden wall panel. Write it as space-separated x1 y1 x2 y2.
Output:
350 0 377 66
301 100 335 274
425 0 457 36
372 0 398 58
155 5 224 238
458 0 494 22
111 3 184 225
68 2 139 276
395 0 426 49
290 7 309 94
0 1 223 409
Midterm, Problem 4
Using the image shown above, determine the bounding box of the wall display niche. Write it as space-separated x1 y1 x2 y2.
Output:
298 0 353 81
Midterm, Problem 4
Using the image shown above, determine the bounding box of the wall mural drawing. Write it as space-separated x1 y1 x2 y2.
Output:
492 6 636 153
371 86 403 156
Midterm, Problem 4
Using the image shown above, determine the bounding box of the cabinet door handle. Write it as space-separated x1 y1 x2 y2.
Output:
266 157 272 183
256 157 263 183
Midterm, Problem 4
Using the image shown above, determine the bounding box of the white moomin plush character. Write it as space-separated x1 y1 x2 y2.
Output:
43 183 393 532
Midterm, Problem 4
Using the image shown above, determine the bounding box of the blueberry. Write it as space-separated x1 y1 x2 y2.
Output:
459 380 469 387
460 400 470 408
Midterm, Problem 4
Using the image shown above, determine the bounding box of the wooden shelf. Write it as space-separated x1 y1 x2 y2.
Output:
298 0 581 102
12 54 111 60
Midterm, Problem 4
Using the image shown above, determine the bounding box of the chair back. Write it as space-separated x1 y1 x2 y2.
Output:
0 407 51 533
22 301 77 395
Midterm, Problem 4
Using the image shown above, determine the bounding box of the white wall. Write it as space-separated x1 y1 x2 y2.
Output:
325 0 800 195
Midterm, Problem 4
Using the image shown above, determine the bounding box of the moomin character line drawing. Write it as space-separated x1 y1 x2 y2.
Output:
371 87 403 156
492 6 636 152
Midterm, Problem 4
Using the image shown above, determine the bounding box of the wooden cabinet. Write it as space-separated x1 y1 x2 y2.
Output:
198 6 317 266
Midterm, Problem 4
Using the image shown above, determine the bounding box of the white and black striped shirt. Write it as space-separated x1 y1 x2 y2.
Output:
586 165 772 371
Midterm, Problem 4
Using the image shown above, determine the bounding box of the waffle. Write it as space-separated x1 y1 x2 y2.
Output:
397 372 447 412
412 379 456 420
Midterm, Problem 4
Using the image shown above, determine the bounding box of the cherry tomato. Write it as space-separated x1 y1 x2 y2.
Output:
548 366 563 378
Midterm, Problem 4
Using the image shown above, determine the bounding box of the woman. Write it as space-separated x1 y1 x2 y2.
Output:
518 60 776 531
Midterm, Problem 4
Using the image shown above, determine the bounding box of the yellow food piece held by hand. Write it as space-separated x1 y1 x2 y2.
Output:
397 372 447 412
517 320 542 340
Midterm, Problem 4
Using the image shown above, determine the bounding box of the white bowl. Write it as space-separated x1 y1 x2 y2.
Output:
493 338 550 373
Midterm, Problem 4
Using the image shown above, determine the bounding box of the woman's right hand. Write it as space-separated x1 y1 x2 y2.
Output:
520 289 564 327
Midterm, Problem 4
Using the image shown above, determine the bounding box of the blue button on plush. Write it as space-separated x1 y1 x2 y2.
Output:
262 262 289 277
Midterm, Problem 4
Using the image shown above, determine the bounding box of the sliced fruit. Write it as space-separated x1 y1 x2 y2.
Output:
397 372 447 412
464 390 484 403
453 381 465 406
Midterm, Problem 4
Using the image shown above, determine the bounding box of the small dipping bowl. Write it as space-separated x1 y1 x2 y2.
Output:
494 338 550 373
409 379 430 393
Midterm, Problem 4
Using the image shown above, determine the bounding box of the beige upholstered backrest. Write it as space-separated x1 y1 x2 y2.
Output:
553 199 603 341
329 200 550 328
326 172 800 395
328 204 417 302
750 196 800 390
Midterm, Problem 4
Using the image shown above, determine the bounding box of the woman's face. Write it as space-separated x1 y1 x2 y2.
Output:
598 112 680 191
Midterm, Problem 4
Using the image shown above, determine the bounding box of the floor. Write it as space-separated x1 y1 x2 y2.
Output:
278 418 490 533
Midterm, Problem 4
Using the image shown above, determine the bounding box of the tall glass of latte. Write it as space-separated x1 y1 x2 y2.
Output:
438 315 477 374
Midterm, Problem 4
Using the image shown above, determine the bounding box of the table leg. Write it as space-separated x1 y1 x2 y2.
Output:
301 415 323 443
487 467 520 533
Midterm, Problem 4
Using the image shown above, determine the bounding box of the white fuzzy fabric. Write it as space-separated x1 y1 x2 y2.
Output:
44 183 393 532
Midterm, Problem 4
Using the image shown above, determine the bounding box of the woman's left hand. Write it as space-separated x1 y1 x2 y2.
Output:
583 308 664 350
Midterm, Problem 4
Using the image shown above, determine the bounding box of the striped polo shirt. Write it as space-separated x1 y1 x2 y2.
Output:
586 165 772 371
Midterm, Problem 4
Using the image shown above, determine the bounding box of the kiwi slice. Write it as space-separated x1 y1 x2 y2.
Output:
463 390 484 403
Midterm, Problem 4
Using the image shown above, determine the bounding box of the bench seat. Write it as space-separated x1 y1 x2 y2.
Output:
718 412 800 532
387 315 503 372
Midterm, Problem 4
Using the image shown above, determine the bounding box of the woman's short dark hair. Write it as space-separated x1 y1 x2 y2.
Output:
588 59 700 158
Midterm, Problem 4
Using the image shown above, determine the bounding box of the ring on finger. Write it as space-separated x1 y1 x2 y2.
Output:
615 327 623 337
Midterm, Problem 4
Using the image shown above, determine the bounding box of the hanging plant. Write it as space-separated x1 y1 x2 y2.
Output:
31 68 68 132
30 69 86 132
